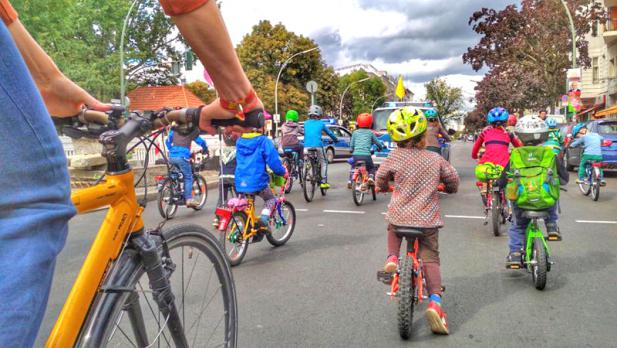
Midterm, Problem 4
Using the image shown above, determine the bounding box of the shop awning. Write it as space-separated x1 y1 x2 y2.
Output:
594 104 617 118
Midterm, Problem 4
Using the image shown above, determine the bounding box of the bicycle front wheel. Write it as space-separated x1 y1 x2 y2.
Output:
531 237 548 290
303 160 316 202
158 180 178 219
491 194 501 237
352 172 365 206
283 157 294 194
78 224 238 347
266 201 296 247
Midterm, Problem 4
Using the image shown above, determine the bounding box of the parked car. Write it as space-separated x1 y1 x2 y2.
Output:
564 119 617 171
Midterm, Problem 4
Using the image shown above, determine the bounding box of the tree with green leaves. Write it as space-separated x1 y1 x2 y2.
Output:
425 78 464 120
338 70 387 120
13 0 185 102
236 20 338 117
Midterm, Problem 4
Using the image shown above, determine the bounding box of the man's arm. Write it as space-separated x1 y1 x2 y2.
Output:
440 159 460 194
372 132 385 150
193 134 208 151
264 139 286 176
375 157 393 191
439 125 452 142
165 130 174 149
350 132 356 153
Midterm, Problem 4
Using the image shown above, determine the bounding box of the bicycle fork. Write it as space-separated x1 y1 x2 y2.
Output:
132 230 189 348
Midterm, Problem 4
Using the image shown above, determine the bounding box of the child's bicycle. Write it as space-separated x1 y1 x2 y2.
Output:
476 178 510 236
350 160 377 206
281 148 303 193
377 226 430 340
578 160 605 201
215 185 296 266
506 209 559 290
302 148 328 202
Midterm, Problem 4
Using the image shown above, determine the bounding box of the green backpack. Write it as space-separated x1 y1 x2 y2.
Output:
506 146 560 210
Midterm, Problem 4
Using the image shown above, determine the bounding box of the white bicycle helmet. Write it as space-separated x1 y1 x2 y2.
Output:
308 105 323 118
515 115 549 145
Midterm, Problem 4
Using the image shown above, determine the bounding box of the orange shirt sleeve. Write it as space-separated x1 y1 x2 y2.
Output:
0 0 18 26
159 0 209 16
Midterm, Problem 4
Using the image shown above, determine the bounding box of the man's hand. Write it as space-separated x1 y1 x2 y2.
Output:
199 97 265 135
41 75 111 117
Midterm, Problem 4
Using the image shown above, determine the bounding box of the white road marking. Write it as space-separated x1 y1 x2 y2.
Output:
445 215 485 220
381 212 386 215
323 209 366 214
295 208 309 212
575 220 617 224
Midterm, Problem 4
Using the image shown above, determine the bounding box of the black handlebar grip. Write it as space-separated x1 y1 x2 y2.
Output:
210 109 265 129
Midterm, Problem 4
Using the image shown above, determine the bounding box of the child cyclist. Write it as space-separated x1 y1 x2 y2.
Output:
303 105 338 188
235 126 287 241
471 107 522 206
347 113 385 189
570 124 606 186
424 108 451 156
376 107 460 335
280 109 303 157
507 116 561 266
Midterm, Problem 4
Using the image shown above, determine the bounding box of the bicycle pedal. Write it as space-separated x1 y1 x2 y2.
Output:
376 271 393 284
506 264 521 270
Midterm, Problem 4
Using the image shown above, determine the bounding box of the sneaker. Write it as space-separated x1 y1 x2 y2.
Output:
259 214 270 227
212 217 220 228
320 182 331 189
347 181 352 189
383 255 398 273
426 300 449 335
506 251 523 269
186 199 199 208
367 177 375 186
546 223 562 241
600 180 607 187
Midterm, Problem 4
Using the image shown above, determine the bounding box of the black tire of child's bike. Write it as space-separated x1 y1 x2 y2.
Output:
157 179 178 219
531 237 547 290
303 160 316 202
491 195 501 237
352 172 365 206
219 212 249 266
592 168 601 201
397 256 415 340
371 185 377 201
191 174 208 211
265 201 296 247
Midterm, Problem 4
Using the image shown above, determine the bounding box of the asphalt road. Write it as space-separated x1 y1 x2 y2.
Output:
37 142 617 347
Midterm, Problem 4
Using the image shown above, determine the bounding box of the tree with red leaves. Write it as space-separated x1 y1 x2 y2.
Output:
464 0 604 114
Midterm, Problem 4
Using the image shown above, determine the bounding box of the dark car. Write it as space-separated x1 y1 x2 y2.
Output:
277 121 353 163
564 119 617 170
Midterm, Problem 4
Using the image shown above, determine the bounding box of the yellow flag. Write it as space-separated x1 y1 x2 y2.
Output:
395 75 406 101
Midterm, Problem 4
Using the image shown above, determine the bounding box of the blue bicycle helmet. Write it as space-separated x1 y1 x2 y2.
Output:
486 107 509 124
572 123 586 137
424 109 438 120
545 117 557 129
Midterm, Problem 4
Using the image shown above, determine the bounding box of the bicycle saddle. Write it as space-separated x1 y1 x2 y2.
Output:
522 210 549 219
393 226 427 238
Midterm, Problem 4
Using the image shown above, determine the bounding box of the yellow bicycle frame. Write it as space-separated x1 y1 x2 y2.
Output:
46 171 144 347
240 197 260 240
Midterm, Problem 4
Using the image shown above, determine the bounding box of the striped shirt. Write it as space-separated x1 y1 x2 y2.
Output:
376 147 460 228
350 129 384 156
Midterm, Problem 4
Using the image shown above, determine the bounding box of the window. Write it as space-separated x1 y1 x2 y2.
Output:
592 20 598 37
592 57 599 84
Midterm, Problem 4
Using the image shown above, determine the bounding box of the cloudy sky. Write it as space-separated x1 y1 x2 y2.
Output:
218 0 516 102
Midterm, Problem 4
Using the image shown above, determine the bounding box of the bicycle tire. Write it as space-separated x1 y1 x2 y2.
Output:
220 212 250 266
491 194 501 237
352 172 364 206
397 255 414 340
266 201 296 247
191 174 208 211
371 185 377 201
578 167 592 196
158 179 178 219
592 168 600 201
77 224 238 347
303 160 316 202
531 237 547 290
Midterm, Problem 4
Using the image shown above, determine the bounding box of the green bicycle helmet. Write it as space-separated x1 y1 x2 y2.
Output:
285 109 299 122
386 107 427 142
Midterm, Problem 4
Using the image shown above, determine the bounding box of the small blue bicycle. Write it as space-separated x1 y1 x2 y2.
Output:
577 160 605 201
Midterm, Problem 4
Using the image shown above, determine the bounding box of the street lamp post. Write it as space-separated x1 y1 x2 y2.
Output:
371 95 388 111
560 0 577 69
339 77 370 121
120 0 141 108
274 47 319 117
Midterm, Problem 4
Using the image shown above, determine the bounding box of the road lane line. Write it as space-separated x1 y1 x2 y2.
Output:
323 210 366 214
295 208 309 212
445 215 485 220
575 220 617 224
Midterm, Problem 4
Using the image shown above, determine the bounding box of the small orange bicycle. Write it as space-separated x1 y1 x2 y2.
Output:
377 226 428 340
215 184 296 266
350 160 377 206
